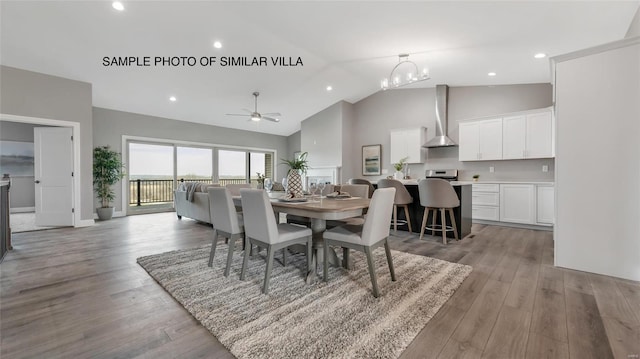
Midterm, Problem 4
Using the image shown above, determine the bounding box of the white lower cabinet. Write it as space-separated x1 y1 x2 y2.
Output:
536 185 555 225
500 184 536 224
472 182 554 226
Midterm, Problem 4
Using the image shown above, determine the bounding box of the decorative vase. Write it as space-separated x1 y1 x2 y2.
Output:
96 207 114 221
394 171 404 180
286 171 304 198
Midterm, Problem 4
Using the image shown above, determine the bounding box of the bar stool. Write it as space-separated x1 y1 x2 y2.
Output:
347 178 375 198
377 179 413 233
418 179 459 244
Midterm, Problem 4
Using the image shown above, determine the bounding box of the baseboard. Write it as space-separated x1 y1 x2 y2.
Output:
75 219 95 227
473 219 554 231
10 206 35 213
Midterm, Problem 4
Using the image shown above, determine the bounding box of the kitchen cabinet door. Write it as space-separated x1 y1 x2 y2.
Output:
390 128 425 164
526 111 553 158
536 185 555 225
500 184 536 224
459 122 480 161
502 115 526 159
478 119 503 160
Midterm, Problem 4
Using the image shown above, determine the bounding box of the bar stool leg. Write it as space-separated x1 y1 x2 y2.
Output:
431 208 438 236
420 207 428 240
403 205 412 233
393 205 398 232
440 208 447 244
448 208 459 240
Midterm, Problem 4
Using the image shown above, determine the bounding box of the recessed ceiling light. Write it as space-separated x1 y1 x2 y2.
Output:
169 96 177 102
213 41 222 49
112 1 124 11
534 53 547 59
488 72 497 77
326 86 333 92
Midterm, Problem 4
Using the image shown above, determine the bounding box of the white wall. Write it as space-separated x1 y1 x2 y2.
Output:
626 5 640 38
554 39 640 281
350 84 554 182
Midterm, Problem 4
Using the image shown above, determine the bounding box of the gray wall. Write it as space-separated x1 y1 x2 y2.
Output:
286 131 301 161
301 102 344 167
0 66 94 221
626 5 640 38
93 107 289 212
350 84 554 181
0 121 39 208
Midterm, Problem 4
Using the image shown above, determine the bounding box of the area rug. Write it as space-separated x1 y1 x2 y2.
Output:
137 243 472 359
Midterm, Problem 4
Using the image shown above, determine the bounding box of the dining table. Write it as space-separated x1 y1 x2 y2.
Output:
234 193 370 282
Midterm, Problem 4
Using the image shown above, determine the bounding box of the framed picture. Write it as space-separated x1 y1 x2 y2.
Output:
362 144 381 176
0 141 34 176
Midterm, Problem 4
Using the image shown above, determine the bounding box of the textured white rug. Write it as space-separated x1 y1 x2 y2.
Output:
137 243 472 359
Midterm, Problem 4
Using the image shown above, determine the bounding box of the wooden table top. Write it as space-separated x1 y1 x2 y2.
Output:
270 197 370 212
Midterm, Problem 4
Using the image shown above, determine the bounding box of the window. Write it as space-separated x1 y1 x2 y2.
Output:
128 143 174 207
177 146 212 182
218 149 247 185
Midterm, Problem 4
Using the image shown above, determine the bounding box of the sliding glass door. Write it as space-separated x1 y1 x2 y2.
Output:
128 143 174 209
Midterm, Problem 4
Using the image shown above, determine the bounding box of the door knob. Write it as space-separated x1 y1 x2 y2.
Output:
35 180 40 184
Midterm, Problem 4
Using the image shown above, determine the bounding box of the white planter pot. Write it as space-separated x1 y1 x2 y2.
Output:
96 207 114 221
394 171 404 180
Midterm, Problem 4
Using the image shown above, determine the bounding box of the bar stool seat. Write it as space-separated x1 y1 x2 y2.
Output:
377 179 413 233
418 179 459 244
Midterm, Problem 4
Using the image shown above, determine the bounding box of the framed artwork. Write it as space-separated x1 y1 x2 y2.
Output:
0 141 34 176
362 144 381 176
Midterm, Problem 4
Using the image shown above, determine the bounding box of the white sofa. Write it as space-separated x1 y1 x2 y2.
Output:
174 183 220 223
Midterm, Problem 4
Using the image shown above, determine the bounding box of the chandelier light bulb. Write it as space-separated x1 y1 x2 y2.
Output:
380 54 431 90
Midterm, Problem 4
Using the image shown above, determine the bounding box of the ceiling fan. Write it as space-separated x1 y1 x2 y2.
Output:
226 92 281 123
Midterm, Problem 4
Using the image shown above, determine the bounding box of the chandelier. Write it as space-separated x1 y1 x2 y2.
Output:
380 54 430 90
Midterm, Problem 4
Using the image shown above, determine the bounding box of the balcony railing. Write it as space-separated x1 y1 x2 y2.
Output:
129 178 248 206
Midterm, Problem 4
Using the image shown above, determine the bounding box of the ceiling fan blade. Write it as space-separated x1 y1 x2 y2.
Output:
241 108 253 113
262 112 282 117
225 113 250 117
262 116 280 123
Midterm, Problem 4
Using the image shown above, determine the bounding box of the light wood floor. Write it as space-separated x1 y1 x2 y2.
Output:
1 213 638 359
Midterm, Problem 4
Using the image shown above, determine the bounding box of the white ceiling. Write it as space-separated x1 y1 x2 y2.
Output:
1 1 638 136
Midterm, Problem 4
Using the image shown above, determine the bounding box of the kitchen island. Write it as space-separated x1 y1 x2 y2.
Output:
375 180 472 239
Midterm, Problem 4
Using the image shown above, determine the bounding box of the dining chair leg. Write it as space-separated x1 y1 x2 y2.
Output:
224 236 235 277
419 208 428 240
393 205 398 232
306 237 312 275
364 247 380 298
342 247 350 269
263 246 275 294
323 241 329 282
440 208 447 244
403 205 412 233
384 239 396 281
448 208 459 240
208 229 218 267
240 238 250 280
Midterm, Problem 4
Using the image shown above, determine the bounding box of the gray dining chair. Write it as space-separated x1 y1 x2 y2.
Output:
225 183 251 196
239 189 313 294
326 184 370 227
208 187 244 276
322 187 396 298
377 178 413 233
418 179 460 244
347 178 375 198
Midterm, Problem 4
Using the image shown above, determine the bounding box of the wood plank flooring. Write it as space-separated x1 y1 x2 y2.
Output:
1 213 638 359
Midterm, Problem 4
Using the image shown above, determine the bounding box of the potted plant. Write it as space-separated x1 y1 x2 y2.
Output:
280 152 309 197
472 174 480 182
93 145 125 220
393 157 408 180
256 172 266 189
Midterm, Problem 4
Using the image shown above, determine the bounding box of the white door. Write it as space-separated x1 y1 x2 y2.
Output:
34 127 74 226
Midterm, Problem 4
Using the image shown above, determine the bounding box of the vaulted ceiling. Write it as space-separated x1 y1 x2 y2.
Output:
1 1 637 136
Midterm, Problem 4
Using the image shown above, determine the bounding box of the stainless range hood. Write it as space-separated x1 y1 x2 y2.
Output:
423 84 457 148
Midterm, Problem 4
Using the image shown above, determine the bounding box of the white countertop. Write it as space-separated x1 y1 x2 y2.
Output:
371 179 554 185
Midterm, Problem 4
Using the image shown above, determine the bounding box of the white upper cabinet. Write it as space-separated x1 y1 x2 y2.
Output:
503 110 553 159
460 108 553 162
390 127 426 164
459 118 502 161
